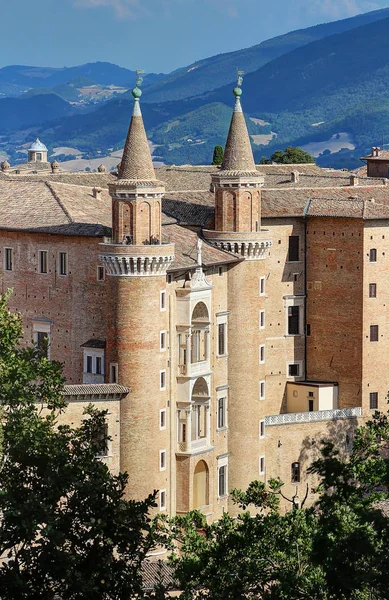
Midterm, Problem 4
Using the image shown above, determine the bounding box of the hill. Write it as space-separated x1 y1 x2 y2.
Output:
0 94 76 131
0 62 164 99
142 7 389 104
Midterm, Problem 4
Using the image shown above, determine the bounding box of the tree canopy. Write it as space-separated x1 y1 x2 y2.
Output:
169 412 389 600
270 146 315 164
0 292 161 599
211 145 224 166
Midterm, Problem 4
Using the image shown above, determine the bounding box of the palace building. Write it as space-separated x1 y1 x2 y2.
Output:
1 79 389 518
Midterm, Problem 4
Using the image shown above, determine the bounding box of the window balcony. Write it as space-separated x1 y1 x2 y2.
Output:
178 360 210 378
82 373 105 384
264 407 362 427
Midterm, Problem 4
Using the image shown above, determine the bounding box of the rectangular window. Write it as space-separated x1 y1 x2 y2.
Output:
36 331 49 358
260 344 265 364
160 409 166 430
288 236 300 262
369 283 377 298
160 370 166 390
370 392 378 410
259 456 265 475
218 323 226 356
160 450 166 471
259 276 266 296
218 465 227 497
93 422 109 457
370 325 379 342
288 362 300 377
218 266 223 276
370 248 377 262
260 380 265 400
288 306 300 335
160 290 166 311
4 248 13 271
306 323 311 336
95 356 102 375
217 397 227 429
308 399 314 412
160 331 166 351
86 355 93 373
260 420 265 439
97 265 105 281
291 461 300 483
39 250 48 274
160 489 166 511
59 252 68 276
260 310 265 329
110 363 118 383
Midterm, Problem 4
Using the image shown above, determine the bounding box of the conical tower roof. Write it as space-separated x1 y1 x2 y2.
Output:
221 85 257 175
119 86 156 181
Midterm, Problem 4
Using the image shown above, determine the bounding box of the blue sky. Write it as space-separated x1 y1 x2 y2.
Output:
0 0 388 73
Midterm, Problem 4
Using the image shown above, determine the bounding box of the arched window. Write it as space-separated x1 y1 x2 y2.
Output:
193 460 209 508
191 303 210 364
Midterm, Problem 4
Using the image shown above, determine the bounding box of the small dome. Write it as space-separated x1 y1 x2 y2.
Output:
29 138 48 152
233 86 242 98
1 160 10 171
97 164 107 173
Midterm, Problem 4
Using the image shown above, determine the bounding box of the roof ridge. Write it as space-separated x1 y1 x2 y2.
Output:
45 181 73 224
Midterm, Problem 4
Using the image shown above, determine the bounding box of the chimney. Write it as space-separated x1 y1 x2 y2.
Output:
92 187 102 200
291 170 299 183
350 175 359 186
51 160 60 173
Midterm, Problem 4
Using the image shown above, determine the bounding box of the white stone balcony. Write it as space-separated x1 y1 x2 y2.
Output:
82 373 105 385
264 407 362 427
178 360 210 378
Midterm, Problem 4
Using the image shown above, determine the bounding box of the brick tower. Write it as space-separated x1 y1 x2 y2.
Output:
100 77 174 510
204 77 272 506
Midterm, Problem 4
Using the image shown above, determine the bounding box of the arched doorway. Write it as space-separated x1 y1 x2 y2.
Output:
193 460 209 508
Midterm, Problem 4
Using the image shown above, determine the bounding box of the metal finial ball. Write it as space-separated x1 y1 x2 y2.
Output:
132 87 142 99
233 86 242 97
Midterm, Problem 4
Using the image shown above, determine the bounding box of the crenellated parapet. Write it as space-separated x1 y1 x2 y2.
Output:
100 242 174 276
203 229 272 260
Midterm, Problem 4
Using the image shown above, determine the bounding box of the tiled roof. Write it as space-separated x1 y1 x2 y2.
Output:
1 171 117 187
63 384 130 397
163 223 240 270
361 150 389 160
141 561 176 591
0 180 112 236
163 194 215 227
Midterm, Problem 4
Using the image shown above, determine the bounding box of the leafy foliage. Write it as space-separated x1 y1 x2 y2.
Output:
270 146 314 164
169 412 389 599
0 292 161 599
211 145 224 165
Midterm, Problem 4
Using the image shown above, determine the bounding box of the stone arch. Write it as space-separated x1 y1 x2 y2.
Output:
193 460 209 508
192 301 209 323
192 377 209 399
122 202 133 241
224 191 237 231
138 201 151 244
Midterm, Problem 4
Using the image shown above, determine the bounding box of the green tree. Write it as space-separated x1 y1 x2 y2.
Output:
211 145 224 166
0 292 161 599
169 413 389 600
270 146 315 164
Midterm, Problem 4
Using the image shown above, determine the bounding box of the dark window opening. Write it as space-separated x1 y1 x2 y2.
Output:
288 236 300 262
288 306 300 335
291 462 300 483
370 325 379 342
370 392 378 410
369 283 377 298
370 248 377 262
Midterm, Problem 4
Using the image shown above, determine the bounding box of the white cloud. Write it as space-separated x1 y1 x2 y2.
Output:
73 0 148 19
308 0 381 19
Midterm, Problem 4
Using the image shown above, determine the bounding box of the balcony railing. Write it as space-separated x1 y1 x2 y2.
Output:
265 407 362 427
178 361 210 378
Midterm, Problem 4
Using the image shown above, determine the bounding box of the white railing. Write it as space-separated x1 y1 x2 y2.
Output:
265 407 362 427
191 437 209 450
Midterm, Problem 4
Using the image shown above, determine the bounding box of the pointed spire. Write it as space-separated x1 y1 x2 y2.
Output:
221 78 256 174
119 79 156 181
